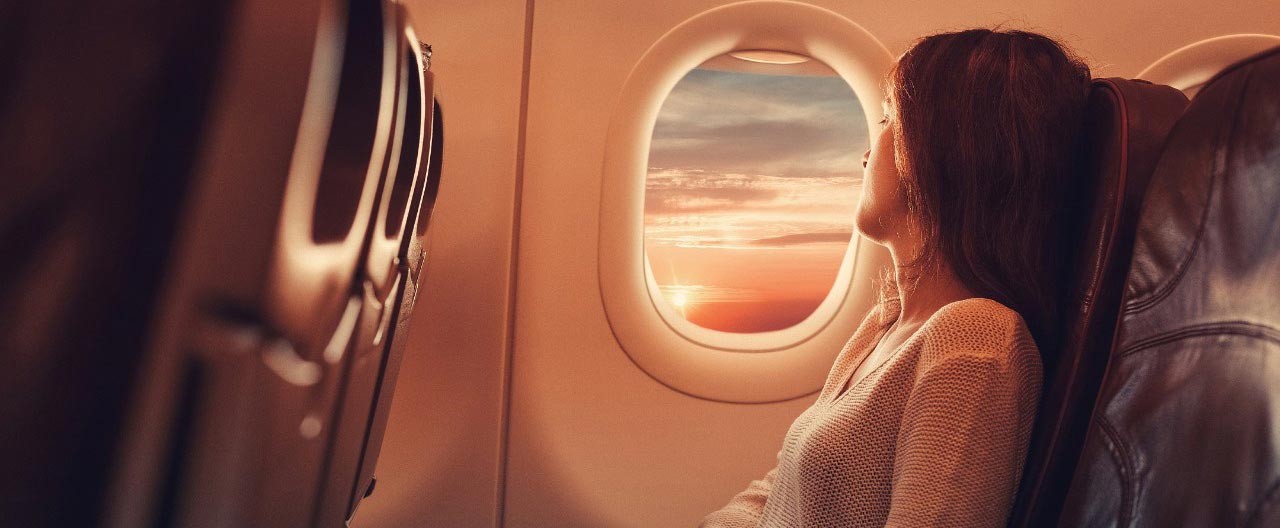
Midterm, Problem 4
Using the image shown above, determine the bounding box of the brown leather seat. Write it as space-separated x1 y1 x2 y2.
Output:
1058 46 1280 526
1009 78 1188 527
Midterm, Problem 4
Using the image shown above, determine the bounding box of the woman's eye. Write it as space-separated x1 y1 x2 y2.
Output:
878 117 889 126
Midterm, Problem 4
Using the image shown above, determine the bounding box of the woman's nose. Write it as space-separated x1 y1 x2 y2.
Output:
862 148 871 168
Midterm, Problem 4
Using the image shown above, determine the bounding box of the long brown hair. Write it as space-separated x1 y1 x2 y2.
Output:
888 29 1091 350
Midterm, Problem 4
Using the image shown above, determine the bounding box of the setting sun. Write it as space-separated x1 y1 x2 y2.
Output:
671 292 689 308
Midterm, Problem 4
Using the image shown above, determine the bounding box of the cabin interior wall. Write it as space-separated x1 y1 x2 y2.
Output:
369 1 1280 527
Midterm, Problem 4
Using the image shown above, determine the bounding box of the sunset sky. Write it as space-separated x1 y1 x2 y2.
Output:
644 59 869 333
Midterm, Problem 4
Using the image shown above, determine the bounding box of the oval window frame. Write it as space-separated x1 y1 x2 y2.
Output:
1137 34 1280 97
599 0 893 403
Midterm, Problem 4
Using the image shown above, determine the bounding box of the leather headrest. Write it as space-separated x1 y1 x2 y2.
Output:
1123 45 1280 319
1064 78 1189 332
1011 77 1188 527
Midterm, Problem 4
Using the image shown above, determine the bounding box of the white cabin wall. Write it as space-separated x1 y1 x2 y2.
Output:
360 1 530 527
370 1 1280 527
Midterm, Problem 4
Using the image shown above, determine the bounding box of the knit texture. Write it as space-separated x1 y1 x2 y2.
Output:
701 298 1042 528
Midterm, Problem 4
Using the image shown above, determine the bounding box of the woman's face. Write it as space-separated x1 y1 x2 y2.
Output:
854 101 910 248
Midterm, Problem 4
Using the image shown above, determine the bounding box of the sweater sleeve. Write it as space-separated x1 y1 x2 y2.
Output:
699 452 781 528
884 330 1042 527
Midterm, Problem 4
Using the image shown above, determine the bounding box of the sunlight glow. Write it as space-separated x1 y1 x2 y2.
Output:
671 292 689 308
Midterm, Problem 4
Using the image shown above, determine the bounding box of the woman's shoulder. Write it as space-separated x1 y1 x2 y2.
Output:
916 297 1039 366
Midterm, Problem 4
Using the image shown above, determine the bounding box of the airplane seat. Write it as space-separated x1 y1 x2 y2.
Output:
157 1 403 526
348 97 446 516
0 2 234 525
317 5 442 524
1009 78 1189 527
4 0 417 525
1056 45 1280 526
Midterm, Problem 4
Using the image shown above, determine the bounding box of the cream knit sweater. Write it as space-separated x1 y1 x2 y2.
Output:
701 298 1042 528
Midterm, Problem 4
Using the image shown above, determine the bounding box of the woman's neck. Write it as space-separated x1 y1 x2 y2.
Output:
889 249 974 326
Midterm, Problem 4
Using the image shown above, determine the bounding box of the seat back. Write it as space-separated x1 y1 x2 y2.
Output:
0 0 440 526
1010 78 1188 526
1059 46 1280 526
315 5 443 524
101 1 401 526
345 93 446 526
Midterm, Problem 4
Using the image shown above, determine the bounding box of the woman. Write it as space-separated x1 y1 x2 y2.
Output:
701 29 1090 527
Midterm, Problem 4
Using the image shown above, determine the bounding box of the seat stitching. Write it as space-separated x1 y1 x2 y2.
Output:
1117 321 1280 358
1098 416 1138 527
1245 478 1280 528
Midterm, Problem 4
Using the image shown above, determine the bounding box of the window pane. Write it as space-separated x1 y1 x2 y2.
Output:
644 52 866 333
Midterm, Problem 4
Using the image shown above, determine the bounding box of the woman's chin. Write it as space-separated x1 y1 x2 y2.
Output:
854 212 891 246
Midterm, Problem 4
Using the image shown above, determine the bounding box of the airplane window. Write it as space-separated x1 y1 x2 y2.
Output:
1138 34 1280 98
644 52 865 333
